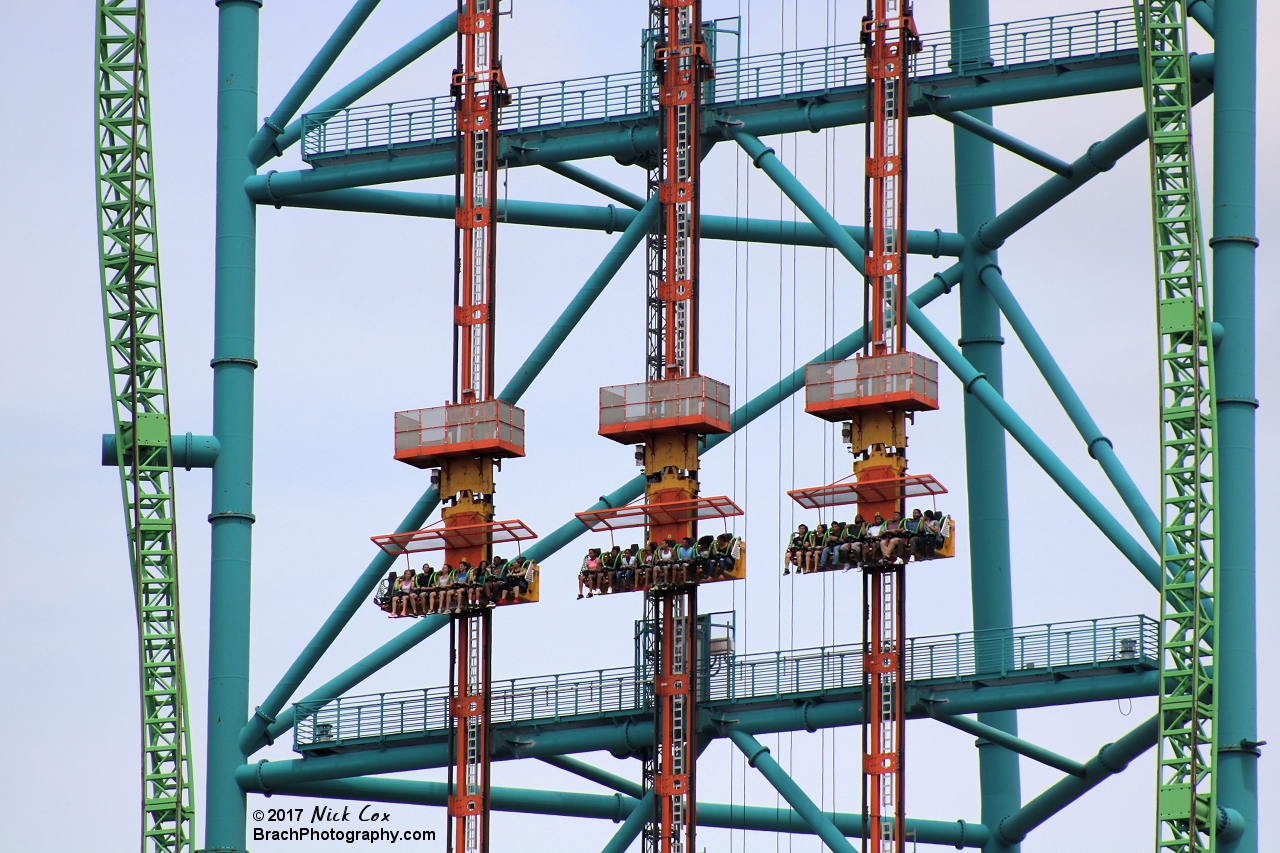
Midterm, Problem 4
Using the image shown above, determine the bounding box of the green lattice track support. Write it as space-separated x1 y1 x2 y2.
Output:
95 2 196 852
1135 2 1220 852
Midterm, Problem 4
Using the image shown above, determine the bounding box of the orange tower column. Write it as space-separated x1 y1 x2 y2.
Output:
860 3 918 851
447 3 506 852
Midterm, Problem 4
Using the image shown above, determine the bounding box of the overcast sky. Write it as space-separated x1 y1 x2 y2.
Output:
0 1 1275 851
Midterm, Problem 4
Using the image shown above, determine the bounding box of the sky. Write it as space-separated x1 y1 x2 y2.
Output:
0 1 1276 851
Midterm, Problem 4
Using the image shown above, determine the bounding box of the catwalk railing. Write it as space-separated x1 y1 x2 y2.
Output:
300 6 1136 163
293 614 1157 751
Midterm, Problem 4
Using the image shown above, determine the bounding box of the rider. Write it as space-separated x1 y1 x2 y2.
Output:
880 511 907 562
818 521 847 571
784 523 811 575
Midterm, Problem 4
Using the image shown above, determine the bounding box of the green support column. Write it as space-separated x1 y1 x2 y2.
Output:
1210 1 1259 850
206 2 260 851
949 2 1021 848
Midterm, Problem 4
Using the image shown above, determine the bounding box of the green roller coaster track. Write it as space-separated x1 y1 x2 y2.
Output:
1135 2 1220 851
94 1 196 851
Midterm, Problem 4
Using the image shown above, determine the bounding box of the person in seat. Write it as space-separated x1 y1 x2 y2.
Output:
928 511 950 555
434 563 453 613
784 524 811 575
658 538 678 586
695 535 714 581
840 515 868 567
803 524 827 573
454 559 474 609
414 563 437 614
881 511 907 562
818 521 847 571
637 543 655 589
711 532 736 578
517 556 538 597
393 567 417 616
604 545 623 594
619 545 639 592
501 556 524 602
673 537 694 585
905 509 928 560
863 514 887 566
487 557 507 603
578 549 599 599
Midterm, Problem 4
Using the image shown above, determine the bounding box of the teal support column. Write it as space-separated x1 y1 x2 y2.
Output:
207 2 260 851
949 1 1020 849
1211 1 1259 850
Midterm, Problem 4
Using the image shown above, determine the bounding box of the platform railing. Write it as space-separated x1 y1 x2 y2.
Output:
294 614 1156 750
300 6 1136 162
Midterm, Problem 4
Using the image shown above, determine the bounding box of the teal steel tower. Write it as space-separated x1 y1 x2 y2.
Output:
96 1 1261 851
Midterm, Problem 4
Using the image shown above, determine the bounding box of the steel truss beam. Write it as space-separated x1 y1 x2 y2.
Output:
237 670 1155 791
258 777 986 849
95 2 196 849
241 54 1215 200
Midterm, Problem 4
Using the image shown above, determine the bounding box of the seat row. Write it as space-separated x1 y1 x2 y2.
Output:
579 534 741 597
785 509 951 573
377 556 538 616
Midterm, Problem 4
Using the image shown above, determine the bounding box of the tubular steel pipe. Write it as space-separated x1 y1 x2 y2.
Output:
974 74 1213 254
929 712 1086 777
101 432 220 469
1210 1 1260 849
905 301 1162 588
727 729 857 853
235 671 1157 791
261 186 966 257
543 162 646 210
943 4 1025 836
726 129 865 273
260 11 458 165
1188 0 1216 36
244 615 450 755
207 2 261 848
246 0 382 166
538 755 643 798
993 716 1158 845
979 266 1161 549
266 777 987 849
929 106 1072 176
601 790 653 853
